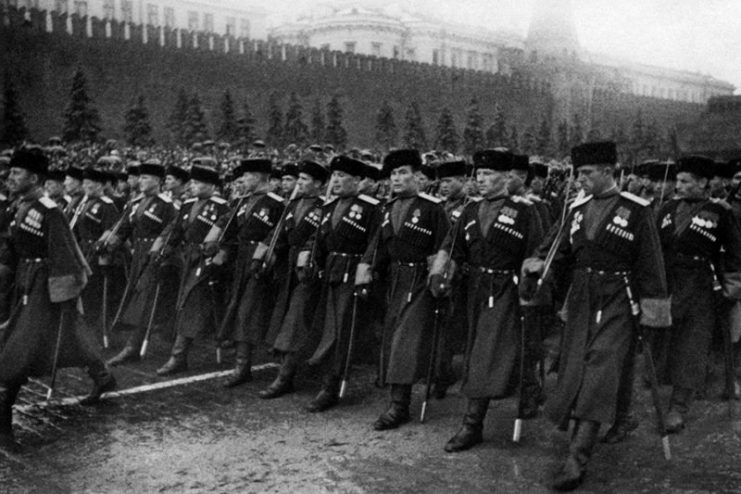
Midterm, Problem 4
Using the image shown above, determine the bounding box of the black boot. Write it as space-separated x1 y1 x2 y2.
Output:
106 344 140 367
603 345 638 443
223 342 253 388
305 374 339 412
259 353 297 399
156 335 192 376
79 361 117 406
0 384 21 452
373 384 411 431
665 386 692 433
551 419 600 491
444 398 489 452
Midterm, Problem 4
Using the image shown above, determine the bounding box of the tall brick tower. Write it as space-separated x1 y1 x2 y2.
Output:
525 0 581 59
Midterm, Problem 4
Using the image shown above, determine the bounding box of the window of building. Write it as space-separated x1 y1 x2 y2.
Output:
122 1 133 22
204 13 214 33
344 42 356 53
371 42 382 57
188 11 199 31
164 7 175 28
103 0 115 20
240 19 250 38
147 4 159 26
432 49 440 65
73 0 87 17
226 16 236 36
393 45 400 59
54 0 68 13
467 51 478 70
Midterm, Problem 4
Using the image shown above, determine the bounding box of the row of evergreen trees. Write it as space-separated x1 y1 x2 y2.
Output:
1 69 677 163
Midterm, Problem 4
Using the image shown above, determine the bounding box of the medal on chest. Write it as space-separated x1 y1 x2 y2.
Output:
348 204 363 221
570 211 584 242
606 206 635 241
661 213 672 230
497 206 518 226
690 211 719 242
411 208 421 224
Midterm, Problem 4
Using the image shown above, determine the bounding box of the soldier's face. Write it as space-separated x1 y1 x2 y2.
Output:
190 180 214 199
82 178 103 197
708 176 727 196
297 173 321 197
127 175 139 189
164 175 181 192
507 169 528 195
281 176 297 196
7 167 37 194
330 171 359 197
676 172 707 199
652 179 675 198
415 171 430 190
477 169 506 196
138 174 161 195
391 166 418 196
577 165 613 196
45 179 64 198
242 172 263 193
64 176 82 195
439 177 463 198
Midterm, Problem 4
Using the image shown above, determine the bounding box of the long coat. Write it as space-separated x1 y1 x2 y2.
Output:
544 190 669 427
445 195 543 398
308 194 382 375
113 192 177 332
217 191 284 344
265 195 325 354
0 192 98 386
166 195 231 339
657 197 741 389
372 193 450 385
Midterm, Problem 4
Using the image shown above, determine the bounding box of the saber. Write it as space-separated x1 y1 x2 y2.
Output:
46 309 66 401
101 272 109 349
512 314 527 442
420 301 442 423
139 283 161 358
339 292 359 399
625 275 671 460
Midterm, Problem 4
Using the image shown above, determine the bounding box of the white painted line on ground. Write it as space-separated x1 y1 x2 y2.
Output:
16 362 278 412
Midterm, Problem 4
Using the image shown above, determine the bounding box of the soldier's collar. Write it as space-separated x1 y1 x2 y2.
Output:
593 186 619 199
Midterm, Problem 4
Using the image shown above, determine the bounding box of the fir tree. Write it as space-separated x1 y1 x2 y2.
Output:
217 90 238 143
536 116 551 156
521 125 537 155
435 108 458 153
123 94 153 147
266 92 284 148
462 97 484 155
62 69 101 144
402 101 427 150
325 94 347 150
182 93 209 145
569 113 583 148
168 88 190 146
556 120 570 158
310 98 325 144
374 101 397 151
236 102 257 148
508 125 519 152
283 92 309 146
1 76 29 147
485 103 507 147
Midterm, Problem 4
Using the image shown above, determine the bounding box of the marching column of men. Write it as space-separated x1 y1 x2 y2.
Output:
2 142 741 492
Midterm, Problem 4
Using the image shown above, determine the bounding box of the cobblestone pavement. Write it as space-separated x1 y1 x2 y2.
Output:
1 331 740 493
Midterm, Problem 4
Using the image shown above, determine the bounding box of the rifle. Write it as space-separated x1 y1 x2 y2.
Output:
624 275 672 460
261 185 300 273
46 308 67 401
512 314 527 442
68 194 89 231
420 303 442 423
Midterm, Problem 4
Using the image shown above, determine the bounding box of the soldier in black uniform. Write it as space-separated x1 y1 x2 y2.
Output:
0 149 115 452
359 149 450 431
522 141 670 491
259 160 330 398
155 165 230 376
206 158 285 388
305 156 381 412
431 149 543 451
71 168 120 334
62 166 85 219
657 156 741 433
164 165 190 207
105 160 178 365
44 169 71 210
280 163 299 198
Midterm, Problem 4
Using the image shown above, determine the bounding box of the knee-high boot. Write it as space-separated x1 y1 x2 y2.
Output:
0 383 22 452
156 334 193 376
260 352 298 399
223 342 253 388
552 419 600 491
444 398 489 452
373 384 411 431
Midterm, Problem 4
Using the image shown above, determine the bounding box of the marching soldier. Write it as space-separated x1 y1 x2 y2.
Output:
0 149 115 452
280 163 299 198
430 149 543 451
206 158 285 388
155 165 230 376
522 141 671 491
358 149 450 431
259 160 330 398
62 166 85 219
656 156 741 432
164 165 190 207
305 156 381 412
105 160 178 366
44 169 71 210
72 168 121 333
